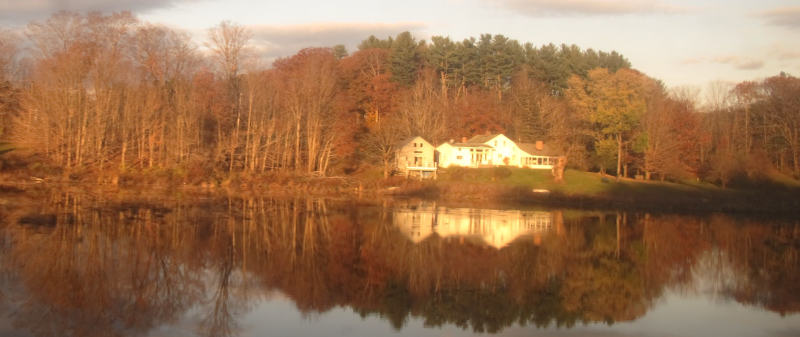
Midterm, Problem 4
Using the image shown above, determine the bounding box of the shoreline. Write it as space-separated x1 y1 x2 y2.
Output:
2 170 800 218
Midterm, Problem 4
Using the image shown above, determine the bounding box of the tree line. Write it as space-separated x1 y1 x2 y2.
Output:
1 11 799 185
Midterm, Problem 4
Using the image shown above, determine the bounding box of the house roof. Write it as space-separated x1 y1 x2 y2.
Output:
466 133 503 144
397 136 433 148
452 143 493 148
518 142 560 157
438 141 492 148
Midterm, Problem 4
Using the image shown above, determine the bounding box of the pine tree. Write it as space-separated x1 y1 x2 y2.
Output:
389 32 420 86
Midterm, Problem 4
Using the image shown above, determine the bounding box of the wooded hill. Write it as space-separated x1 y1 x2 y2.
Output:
1 11 799 187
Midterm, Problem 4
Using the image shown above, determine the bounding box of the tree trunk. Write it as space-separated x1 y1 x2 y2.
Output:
383 155 391 178
616 133 623 181
616 212 621 259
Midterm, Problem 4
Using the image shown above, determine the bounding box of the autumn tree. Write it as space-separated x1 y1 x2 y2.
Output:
568 68 654 179
131 24 200 169
0 29 18 142
760 73 800 176
274 48 341 175
731 81 761 155
396 69 448 143
641 88 705 180
702 73 800 183
17 11 139 169
207 21 252 172
450 89 508 137
339 48 399 176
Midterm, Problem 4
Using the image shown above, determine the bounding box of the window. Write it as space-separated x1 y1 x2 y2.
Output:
456 155 463 160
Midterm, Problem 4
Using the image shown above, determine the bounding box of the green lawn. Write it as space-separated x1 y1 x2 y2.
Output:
437 167 749 201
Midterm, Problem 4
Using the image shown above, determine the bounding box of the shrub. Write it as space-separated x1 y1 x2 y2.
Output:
492 166 513 180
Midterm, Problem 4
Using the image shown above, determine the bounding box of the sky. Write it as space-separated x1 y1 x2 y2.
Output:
1 0 799 91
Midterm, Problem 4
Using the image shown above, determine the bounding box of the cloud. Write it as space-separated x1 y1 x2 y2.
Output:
679 57 704 65
711 56 765 70
0 0 193 23
681 55 765 71
486 0 687 16
768 45 800 61
759 6 800 29
245 22 426 61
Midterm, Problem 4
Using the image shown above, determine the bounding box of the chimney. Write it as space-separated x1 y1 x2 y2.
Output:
461 136 467 143
449 139 454 144
535 140 544 150
484 130 491 136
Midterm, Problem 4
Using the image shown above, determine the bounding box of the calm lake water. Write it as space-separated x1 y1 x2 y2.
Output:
1 194 798 337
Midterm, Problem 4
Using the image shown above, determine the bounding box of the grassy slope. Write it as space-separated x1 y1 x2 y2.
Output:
432 167 800 213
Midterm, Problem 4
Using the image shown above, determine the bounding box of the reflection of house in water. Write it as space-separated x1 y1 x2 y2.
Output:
393 204 560 249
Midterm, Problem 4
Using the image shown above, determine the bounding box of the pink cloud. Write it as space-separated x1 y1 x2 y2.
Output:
0 0 195 23
487 0 687 16
245 22 426 60
759 6 800 29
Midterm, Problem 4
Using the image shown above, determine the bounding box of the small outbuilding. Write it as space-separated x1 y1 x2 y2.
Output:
395 136 438 178
518 140 560 169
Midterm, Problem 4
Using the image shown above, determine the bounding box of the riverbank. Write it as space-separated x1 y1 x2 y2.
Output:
2 158 800 215
387 167 800 215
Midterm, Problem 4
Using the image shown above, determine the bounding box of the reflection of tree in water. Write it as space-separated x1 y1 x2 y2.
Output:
1 193 205 337
0 193 798 336
701 216 800 315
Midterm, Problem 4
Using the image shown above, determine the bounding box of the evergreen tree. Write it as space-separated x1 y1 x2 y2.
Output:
389 31 420 86
453 38 481 90
332 44 348 59
427 36 457 90
358 35 393 50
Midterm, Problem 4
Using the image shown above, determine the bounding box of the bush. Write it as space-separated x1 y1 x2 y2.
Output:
446 167 468 181
492 166 513 180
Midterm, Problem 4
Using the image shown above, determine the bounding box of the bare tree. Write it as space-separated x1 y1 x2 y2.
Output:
397 69 448 144
274 48 340 175
207 21 252 172
0 29 19 81
207 21 252 81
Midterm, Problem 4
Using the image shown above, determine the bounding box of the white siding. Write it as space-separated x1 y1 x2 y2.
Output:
397 136 436 174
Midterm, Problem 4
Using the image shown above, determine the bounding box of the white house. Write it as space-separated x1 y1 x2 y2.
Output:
435 140 495 168
465 133 522 166
436 133 560 169
395 136 437 178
